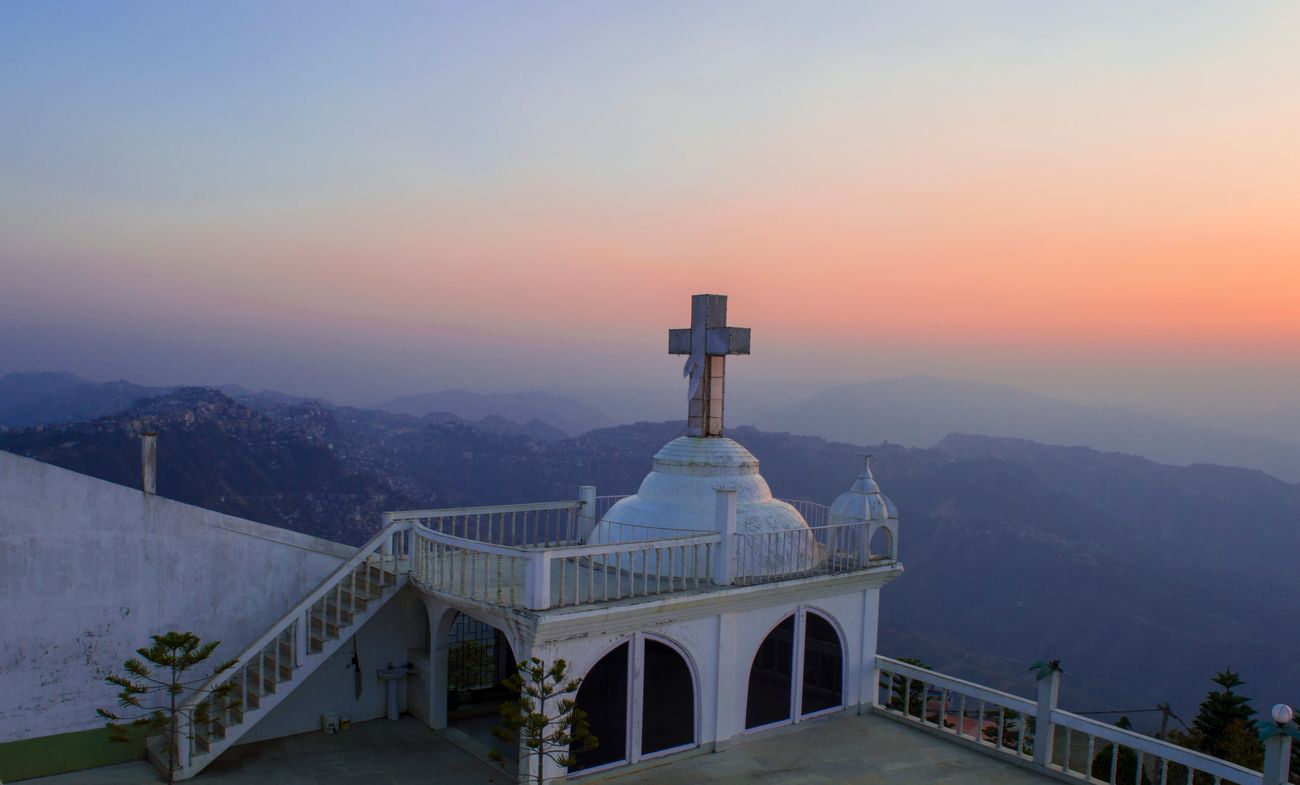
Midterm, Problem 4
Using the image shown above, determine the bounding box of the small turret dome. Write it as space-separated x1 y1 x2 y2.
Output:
829 455 899 562
829 455 897 523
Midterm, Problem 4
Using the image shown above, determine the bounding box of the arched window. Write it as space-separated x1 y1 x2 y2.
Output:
745 616 796 728
869 525 894 561
745 609 846 730
572 642 629 771
642 639 695 754
801 612 843 715
570 635 698 771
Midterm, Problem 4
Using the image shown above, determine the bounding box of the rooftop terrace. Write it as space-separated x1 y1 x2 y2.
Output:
25 711 1060 785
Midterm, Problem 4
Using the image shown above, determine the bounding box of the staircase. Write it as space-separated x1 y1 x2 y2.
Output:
157 523 412 781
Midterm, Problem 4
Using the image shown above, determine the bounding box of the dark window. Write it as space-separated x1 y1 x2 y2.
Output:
745 616 795 728
801 614 843 715
571 643 629 770
641 640 694 754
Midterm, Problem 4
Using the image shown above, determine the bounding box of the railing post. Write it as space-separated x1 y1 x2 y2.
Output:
294 613 307 667
1262 704 1296 785
1032 663 1061 766
577 486 597 541
712 487 737 585
525 550 552 610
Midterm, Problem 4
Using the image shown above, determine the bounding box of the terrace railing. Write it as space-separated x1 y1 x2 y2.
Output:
734 521 893 586
873 656 1273 785
779 498 830 527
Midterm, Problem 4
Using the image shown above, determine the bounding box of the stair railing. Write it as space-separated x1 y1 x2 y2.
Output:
172 519 414 768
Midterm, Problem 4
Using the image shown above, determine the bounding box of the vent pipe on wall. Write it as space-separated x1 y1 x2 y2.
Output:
141 431 157 495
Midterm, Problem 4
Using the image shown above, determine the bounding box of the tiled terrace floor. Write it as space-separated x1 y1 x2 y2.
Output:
25 711 1057 785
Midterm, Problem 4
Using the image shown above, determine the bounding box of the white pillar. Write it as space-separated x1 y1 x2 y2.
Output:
525 551 552 610
713 612 742 748
141 432 157 495
1032 667 1061 767
577 485 597 540
858 589 880 713
712 488 738 585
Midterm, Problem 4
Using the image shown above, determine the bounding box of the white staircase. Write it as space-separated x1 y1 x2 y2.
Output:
160 523 412 781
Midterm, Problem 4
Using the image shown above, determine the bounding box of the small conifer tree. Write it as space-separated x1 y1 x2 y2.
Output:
97 631 237 784
1190 669 1259 759
490 657 597 784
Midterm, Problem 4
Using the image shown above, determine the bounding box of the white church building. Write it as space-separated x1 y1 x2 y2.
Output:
0 294 1291 785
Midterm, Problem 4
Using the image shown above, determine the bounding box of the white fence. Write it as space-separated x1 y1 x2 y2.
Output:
873 656 1272 785
735 521 893 586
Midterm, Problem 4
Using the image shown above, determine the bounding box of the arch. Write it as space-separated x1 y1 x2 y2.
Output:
800 610 845 716
869 524 895 561
571 641 630 771
446 612 516 699
640 635 697 755
745 614 796 729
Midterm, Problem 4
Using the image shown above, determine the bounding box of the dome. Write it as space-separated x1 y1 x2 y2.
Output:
590 436 809 542
829 455 898 524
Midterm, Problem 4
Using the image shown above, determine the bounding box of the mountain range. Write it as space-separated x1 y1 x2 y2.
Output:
7 372 1298 483
2 384 1297 726
755 374 1300 482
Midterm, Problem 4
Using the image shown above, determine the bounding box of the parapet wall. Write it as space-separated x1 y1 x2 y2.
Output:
0 450 353 743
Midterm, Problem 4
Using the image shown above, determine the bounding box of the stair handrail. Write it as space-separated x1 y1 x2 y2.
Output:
176 519 412 714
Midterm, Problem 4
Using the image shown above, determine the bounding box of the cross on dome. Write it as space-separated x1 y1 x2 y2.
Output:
668 294 750 437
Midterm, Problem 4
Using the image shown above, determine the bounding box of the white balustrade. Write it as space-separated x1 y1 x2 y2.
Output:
734 521 890 585
874 656 1270 785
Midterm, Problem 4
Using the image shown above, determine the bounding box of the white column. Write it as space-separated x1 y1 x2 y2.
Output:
425 601 452 730
858 588 880 713
628 633 645 763
140 432 157 495
525 551 552 610
713 612 742 748
1032 667 1061 767
790 609 807 722
712 488 738 585
577 485 597 540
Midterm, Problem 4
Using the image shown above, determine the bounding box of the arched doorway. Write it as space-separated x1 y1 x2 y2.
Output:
572 642 629 771
745 616 795 728
745 609 845 730
641 639 695 755
571 634 698 772
444 613 517 764
801 612 844 715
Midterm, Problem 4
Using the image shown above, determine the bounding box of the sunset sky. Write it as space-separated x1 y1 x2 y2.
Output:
2 1 1298 417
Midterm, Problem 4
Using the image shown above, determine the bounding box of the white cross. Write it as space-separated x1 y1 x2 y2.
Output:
668 294 750 437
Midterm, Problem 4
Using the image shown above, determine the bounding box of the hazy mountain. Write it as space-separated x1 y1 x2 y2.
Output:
1207 406 1300 447
756 374 1300 482
6 397 1298 724
0 388 411 544
374 389 612 437
215 384 333 409
0 371 171 428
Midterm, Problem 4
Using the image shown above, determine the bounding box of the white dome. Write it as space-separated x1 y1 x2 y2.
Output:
591 436 809 541
829 456 898 524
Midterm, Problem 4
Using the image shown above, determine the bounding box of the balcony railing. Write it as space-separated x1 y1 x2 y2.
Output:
873 656 1270 785
388 493 897 612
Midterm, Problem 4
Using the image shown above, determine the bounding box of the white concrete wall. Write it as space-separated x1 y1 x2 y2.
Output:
239 586 430 744
0 450 354 743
